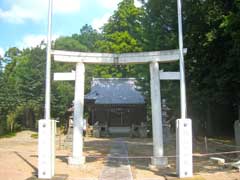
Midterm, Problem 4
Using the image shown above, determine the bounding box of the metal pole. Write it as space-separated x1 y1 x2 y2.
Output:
45 0 53 120
177 0 187 119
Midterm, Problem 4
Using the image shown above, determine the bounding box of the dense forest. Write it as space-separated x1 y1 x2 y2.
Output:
0 0 239 136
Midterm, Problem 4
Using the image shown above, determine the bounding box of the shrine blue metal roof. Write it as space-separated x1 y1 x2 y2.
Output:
85 78 145 104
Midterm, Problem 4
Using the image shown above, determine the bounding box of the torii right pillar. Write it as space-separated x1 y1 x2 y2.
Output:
150 61 168 168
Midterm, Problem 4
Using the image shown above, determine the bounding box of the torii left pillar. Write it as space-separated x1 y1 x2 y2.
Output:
68 62 86 165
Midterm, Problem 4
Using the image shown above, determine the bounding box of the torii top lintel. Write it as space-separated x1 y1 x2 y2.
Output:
52 48 187 64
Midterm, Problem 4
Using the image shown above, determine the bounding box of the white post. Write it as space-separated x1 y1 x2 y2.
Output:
150 62 167 168
68 62 86 165
38 0 55 179
176 0 193 177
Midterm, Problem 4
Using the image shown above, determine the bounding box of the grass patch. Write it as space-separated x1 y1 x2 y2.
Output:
0 132 16 138
31 133 38 139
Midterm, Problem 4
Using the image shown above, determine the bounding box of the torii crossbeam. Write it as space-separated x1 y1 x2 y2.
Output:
52 49 187 64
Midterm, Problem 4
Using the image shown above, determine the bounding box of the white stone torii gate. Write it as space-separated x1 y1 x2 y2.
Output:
39 0 193 179
52 49 187 168
38 48 193 179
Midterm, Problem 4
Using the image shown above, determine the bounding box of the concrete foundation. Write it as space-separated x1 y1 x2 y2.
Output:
150 156 168 168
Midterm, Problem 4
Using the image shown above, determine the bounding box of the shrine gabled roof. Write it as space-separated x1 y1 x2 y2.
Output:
85 78 145 105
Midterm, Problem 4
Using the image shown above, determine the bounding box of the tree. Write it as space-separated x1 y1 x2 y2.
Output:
0 47 45 131
94 0 145 78
54 36 88 52
143 0 178 51
103 0 145 46
73 24 103 51
181 0 240 134
144 0 240 135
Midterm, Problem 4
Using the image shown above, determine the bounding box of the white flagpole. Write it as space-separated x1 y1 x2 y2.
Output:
45 0 53 120
177 0 187 119
176 1 193 178
38 1 55 178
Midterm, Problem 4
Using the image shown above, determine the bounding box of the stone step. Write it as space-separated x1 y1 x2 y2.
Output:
108 127 131 134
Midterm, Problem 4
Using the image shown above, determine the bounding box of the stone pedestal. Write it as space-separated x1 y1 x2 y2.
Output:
93 127 101 138
131 123 148 138
163 124 171 144
162 99 172 144
92 122 109 138
139 125 148 138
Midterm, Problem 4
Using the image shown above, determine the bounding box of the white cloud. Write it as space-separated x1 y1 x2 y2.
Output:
96 0 143 9
92 0 143 31
92 0 121 31
53 0 81 14
0 48 4 58
92 13 111 31
17 34 59 49
0 0 81 24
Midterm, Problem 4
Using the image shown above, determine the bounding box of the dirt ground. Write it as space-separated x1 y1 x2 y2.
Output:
0 131 239 180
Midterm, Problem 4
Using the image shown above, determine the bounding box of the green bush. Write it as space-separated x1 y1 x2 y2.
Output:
0 132 16 138
30 133 38 139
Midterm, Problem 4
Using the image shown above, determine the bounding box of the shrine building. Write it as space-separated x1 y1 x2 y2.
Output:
85 78 147 135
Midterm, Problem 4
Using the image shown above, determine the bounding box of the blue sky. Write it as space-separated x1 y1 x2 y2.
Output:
0 0 142 57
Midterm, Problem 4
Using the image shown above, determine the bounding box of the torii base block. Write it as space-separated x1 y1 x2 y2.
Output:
38 120 56 179
150 157 168 168
68 156 86 166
